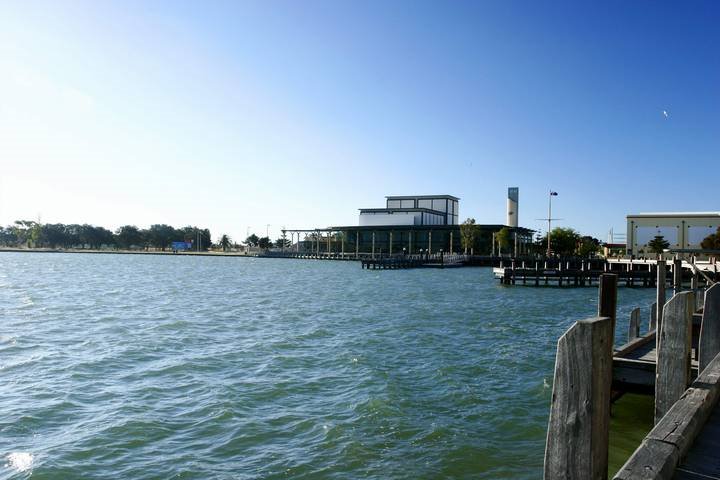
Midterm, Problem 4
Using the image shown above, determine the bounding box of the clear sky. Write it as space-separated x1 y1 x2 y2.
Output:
1 1 718 242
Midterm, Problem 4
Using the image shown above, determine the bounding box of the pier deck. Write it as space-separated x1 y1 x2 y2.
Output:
674 405 720 479
497 257 718 288
544 270 720 480
612 283 720 479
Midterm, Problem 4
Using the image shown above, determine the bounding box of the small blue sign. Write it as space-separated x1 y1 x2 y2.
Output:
172 241 192 251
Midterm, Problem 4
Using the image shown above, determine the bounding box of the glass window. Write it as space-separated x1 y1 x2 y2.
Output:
387 200 401 208
432 199 447 213
401 199 414 208
688 226 717 244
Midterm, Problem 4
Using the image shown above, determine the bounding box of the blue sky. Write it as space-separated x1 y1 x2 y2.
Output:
1 1 718 242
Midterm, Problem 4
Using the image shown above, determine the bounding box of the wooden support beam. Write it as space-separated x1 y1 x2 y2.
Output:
699 283 720 373
544 316 613 480
655 291 695 424
650 302 657 331
673 258 683 295
598 274 618 350
656 261 666 347
629 307 641 341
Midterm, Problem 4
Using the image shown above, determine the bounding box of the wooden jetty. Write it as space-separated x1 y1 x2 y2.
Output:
543 267 720 479
360 253 466 270
497 257 718 288
260 250 499 266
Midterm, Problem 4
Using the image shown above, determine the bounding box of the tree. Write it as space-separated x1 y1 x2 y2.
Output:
647 235 670 256
496 227 512 255
116 225 144 249
245 234 259 247
460 218 477 254
275 237 291 249
701 227 720 250
537 227 581 256
148 224 176 251
13 220 40 247
177 226 211 251
40 223 70 248
219 234 232 252
0 226 18 246
258 236 272 249
577 236 601 258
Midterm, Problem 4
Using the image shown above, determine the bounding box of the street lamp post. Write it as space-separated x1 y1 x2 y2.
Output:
547 191 558 257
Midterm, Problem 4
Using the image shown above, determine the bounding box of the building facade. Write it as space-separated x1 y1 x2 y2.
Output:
359 195 459 227
626 212 720 256
283 192 533 257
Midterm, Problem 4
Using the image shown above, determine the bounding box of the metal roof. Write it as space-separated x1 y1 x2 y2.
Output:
627 212 720 218
385 194 460 201
358 207 446 214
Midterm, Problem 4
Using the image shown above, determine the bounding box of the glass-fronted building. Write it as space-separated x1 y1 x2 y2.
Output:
285 225 534 257
359 195 459 227
282 193 534 257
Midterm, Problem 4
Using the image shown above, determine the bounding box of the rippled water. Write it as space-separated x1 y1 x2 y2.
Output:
0 253 656 479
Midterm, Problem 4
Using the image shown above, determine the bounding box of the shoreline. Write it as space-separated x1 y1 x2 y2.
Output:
0 247 258 258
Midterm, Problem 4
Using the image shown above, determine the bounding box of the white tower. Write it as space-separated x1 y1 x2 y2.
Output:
507 187 519 227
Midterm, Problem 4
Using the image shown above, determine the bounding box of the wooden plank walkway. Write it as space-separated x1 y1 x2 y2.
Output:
611 313 703 396
674 404 720 479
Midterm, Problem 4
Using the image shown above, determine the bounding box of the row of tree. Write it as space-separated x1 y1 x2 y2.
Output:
242 234 291 250
460 219 601 257
0 221 212 251
462 221 719 258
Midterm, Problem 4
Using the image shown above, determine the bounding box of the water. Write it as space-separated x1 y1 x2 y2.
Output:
0 253 656 479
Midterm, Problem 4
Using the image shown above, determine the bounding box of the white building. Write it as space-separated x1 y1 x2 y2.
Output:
626 212 720 256
359 195 459 227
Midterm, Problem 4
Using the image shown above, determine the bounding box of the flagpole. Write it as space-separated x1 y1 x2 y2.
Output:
547 191 558 256
547 191 552 256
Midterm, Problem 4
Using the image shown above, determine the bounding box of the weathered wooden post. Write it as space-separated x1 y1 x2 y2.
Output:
655 291 694 424
673 258 683 295
649 302 657 331
598 273 618 346
656 261 666 340
628 307 640 341
544 316 613 480
698 283 720 373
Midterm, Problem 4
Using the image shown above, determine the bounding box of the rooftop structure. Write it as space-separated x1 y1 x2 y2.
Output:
359 194 459 226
